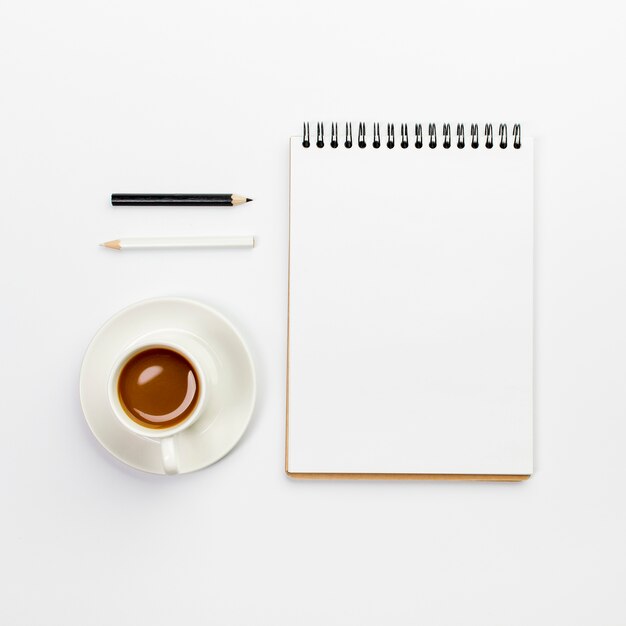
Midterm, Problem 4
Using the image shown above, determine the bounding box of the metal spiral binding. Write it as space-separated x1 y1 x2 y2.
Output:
471 124 479 149
415 124 423 149
513 124 521 149
457 124 465 149
386 124 395 149
302 122 522 149
400 124 409 148
485 124 493 149
373 123 381 149
499 124 507 149
358 122 367 148
443 124 451 149
344 123 352 148
316 123 324 148
330 122 338 148
429 123 437 148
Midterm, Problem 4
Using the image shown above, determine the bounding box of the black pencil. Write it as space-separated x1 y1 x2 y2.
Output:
111 194 252 206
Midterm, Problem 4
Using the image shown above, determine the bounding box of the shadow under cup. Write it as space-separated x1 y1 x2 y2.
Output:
117 347 200 430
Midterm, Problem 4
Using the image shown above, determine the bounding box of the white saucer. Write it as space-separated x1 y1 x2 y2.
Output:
80 297 256 475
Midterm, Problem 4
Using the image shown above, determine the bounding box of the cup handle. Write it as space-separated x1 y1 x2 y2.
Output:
161 437 179 475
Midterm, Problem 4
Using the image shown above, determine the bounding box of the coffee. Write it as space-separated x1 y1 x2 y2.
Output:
117 347 200 429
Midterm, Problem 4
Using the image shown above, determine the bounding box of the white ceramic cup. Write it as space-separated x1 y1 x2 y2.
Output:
107 330 216 475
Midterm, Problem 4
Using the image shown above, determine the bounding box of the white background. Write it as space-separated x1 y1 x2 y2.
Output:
1 0 625 624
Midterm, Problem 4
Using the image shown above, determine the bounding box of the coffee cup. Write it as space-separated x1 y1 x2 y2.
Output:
107 330 216 474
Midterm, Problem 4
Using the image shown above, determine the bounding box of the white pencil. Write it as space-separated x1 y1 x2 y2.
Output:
100 236 255 250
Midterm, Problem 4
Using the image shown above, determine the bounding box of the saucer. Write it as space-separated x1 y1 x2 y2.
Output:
80 297 256 474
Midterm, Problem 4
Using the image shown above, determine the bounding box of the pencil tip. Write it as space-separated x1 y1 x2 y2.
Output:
246 197 252 202
100 240 121 250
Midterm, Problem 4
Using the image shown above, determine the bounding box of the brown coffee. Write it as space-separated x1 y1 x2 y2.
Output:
117 347 200 429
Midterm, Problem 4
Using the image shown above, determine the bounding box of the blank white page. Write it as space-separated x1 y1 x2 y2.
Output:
287 134 533 476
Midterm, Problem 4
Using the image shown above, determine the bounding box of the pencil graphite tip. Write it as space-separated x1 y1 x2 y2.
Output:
246 197 253 202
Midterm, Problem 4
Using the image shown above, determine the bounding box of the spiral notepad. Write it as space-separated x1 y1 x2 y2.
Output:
287 121 533 480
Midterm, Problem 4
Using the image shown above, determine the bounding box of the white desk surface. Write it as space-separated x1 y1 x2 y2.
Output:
1 1 625 624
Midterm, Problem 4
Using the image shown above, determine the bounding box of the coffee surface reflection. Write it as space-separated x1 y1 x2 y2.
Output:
118 347 199 429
